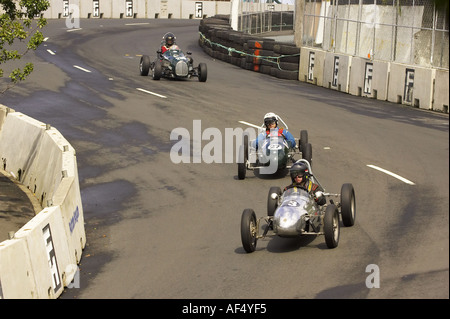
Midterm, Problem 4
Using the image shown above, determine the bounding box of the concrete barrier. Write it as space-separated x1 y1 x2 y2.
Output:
0 238 37 298
387 63 435 109
32 0 232 20
323 52 351 93
14 206 73 299
349 57 390 101
0 104 85 299
199 15 447 113
298 48 325 86
434 69 449 113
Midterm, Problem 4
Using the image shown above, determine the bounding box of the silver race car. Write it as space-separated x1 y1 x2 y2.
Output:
240 159 356 253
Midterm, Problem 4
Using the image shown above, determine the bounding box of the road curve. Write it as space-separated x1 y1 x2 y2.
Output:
1 19 448 300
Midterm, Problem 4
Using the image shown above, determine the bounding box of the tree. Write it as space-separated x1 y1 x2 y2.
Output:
1 0 50 94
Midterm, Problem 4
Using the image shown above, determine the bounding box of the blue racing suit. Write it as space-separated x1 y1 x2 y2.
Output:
253 128 296 149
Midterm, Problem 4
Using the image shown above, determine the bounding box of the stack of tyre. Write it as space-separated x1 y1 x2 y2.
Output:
270 43 300 80
198 15 300 81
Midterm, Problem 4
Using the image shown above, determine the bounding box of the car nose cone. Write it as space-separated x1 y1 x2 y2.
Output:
175 61 188 76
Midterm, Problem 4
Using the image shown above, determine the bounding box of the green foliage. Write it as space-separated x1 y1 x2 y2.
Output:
0 0 50 93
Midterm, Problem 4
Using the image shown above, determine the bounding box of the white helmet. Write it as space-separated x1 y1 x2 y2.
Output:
264 112 278 128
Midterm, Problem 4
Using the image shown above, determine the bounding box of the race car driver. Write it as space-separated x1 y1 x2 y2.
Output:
284 161 326 205
161 32 180 53
253 112 296 149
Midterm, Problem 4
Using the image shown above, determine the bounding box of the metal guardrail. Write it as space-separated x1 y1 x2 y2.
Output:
239 11 294 34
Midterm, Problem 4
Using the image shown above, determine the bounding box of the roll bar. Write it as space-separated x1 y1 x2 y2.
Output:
294 159 325 192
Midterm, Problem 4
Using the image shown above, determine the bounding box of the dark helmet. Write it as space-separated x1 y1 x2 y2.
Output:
264 112 278 129
164 33 176 46
290 162 309 183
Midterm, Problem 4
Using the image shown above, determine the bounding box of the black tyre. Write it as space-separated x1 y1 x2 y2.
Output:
341 183 356 227
198 63 207 82
274 68 298 80
274 44 300 55
241 209 258 253
139 55 151 76
299 130 308 153
324 204 340 248
260 65 273 75
267 186 281 217
237 135 248 180
238 145 246 180
302 142 312 166
152 60 162 80
278 62 300 71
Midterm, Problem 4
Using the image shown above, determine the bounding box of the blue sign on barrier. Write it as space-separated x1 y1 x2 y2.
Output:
69 206 80 234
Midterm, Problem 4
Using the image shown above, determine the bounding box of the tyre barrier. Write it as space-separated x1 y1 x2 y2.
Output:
199 15 300 81
0 104 85 298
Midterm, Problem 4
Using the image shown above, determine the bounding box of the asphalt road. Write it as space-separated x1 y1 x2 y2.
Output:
0 170 41 242
1 19 448 300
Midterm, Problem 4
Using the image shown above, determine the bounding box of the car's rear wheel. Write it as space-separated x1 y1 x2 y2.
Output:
340 183 356 226
324 204 340 248
139 55 150 76
241 209 258 253
198 63 207 82
152 60 162 80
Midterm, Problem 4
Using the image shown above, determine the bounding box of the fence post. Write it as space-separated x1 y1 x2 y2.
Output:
294 0 304 47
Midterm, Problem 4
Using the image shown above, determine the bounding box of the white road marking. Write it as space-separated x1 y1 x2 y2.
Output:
47 49 56 55
73 65 92 73
43 37 49 42
67 28 82 32
367 164 415 185
238 121 262 130
136 88 167 99
125 23 150 26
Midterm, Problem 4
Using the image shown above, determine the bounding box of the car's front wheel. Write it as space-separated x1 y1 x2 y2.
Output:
139 55 150 76
299 130 308 152
237 134 248 180
241 209 258 253
198 63 207 82
152 60 162 80
340 183 356 226
324 204 340 248
302 142 312 166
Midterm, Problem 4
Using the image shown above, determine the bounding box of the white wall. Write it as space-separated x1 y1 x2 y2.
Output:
0 105 85 299
37 0 232 19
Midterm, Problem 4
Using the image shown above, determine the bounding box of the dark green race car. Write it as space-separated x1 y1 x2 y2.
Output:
140 49 207 82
